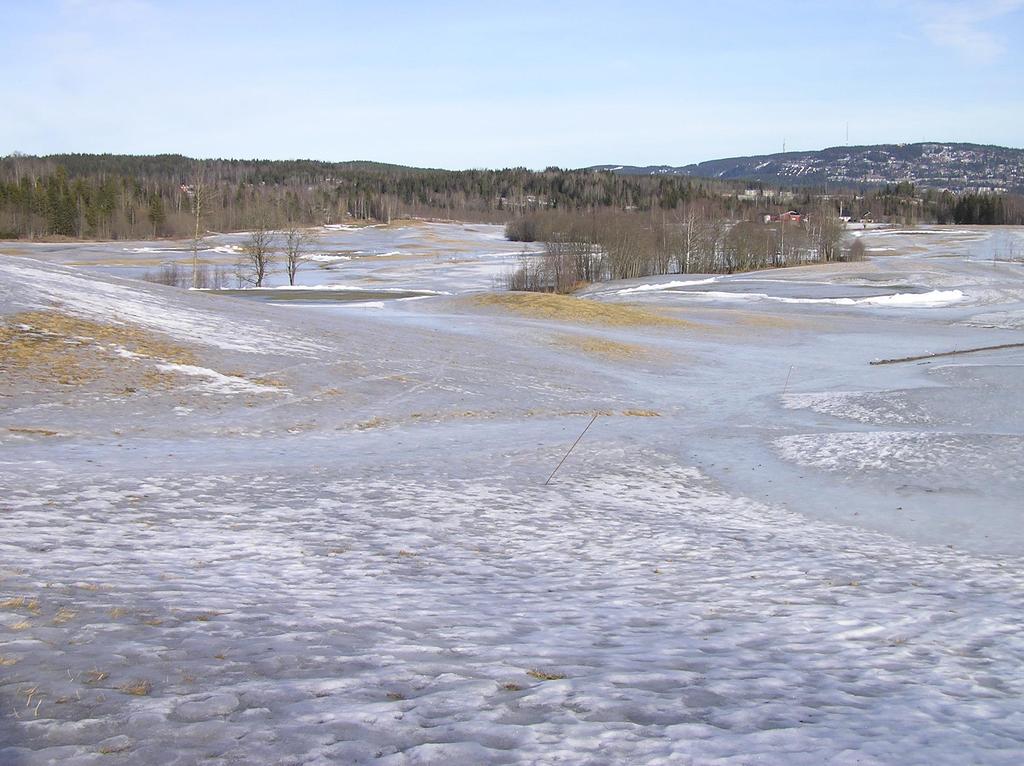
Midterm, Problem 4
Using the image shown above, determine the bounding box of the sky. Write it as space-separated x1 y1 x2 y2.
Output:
1 0 1022 169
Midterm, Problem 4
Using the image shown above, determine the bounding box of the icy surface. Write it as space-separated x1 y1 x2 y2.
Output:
1 454 1023 765
2 224 1024 764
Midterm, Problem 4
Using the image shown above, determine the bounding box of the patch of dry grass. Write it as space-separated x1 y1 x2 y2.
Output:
729 311 811 330
52 607 77 625
621 409 660 417
250 375 287 388
0 310 194 389
0 655 17 666
119 679 152 696
6 427 60 437
527 669 566 681
355 415 389 431
98 738 133 754
551 333 652 360
84 669 109 684
470 292 690 327
0 596 40 612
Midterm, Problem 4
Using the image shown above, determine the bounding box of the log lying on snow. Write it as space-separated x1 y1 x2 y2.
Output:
870 342 1024 365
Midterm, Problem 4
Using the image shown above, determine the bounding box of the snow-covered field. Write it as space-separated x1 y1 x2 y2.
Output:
2 224 1024 764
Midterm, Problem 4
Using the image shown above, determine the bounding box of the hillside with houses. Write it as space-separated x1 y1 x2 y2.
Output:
594 142 1024 193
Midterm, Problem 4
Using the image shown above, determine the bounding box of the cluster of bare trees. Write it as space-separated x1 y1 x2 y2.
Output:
142 262 230 289
235 222 319 288
142 213 319 290
503 207 858 293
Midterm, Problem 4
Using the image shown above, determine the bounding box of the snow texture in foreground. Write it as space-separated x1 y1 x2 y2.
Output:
0 455 1022 765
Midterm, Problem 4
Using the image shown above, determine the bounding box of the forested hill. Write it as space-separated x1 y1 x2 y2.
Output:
1 151 1022 241
0 153 749 240
593 143 1024 193
11 154 439 182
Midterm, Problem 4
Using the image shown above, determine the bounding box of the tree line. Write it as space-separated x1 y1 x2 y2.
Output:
0 153 744 240
0 152 1021 242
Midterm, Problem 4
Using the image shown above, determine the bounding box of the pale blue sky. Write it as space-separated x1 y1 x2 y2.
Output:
1 0 1022 168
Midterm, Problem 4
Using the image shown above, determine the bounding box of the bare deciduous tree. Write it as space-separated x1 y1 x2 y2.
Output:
282 227 317 286
239 217 276 287
188 165 217 289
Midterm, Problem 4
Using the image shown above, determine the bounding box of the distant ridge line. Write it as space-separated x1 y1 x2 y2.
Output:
588 142 1024 192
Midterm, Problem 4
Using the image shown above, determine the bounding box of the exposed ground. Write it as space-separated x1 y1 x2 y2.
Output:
1 223 1023 765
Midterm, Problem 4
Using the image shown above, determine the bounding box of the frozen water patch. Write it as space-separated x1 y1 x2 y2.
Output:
123 244 242 255
124 246 177 254
671 289 965 308
335 301 385 309
857 289 965 307
301 253 352 262
321 223 385 231
775 431 1024 478
781 391 932 426
616 277 719 294
867 229 979 237
962 310 1024 330
261 284 447 294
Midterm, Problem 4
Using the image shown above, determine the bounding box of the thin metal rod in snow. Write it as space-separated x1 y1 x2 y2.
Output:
544 413 600 486
782 365 795 396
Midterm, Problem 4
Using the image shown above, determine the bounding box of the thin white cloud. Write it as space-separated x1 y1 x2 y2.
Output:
915 0 1024 63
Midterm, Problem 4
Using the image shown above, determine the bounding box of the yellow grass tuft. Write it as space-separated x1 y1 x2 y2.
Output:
53 607 77 625
0 655 17 666
119 679 152 696
98 739 133 754
527 669 566 681
621 409 660 417
470 292 691 327
0 596 40 612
